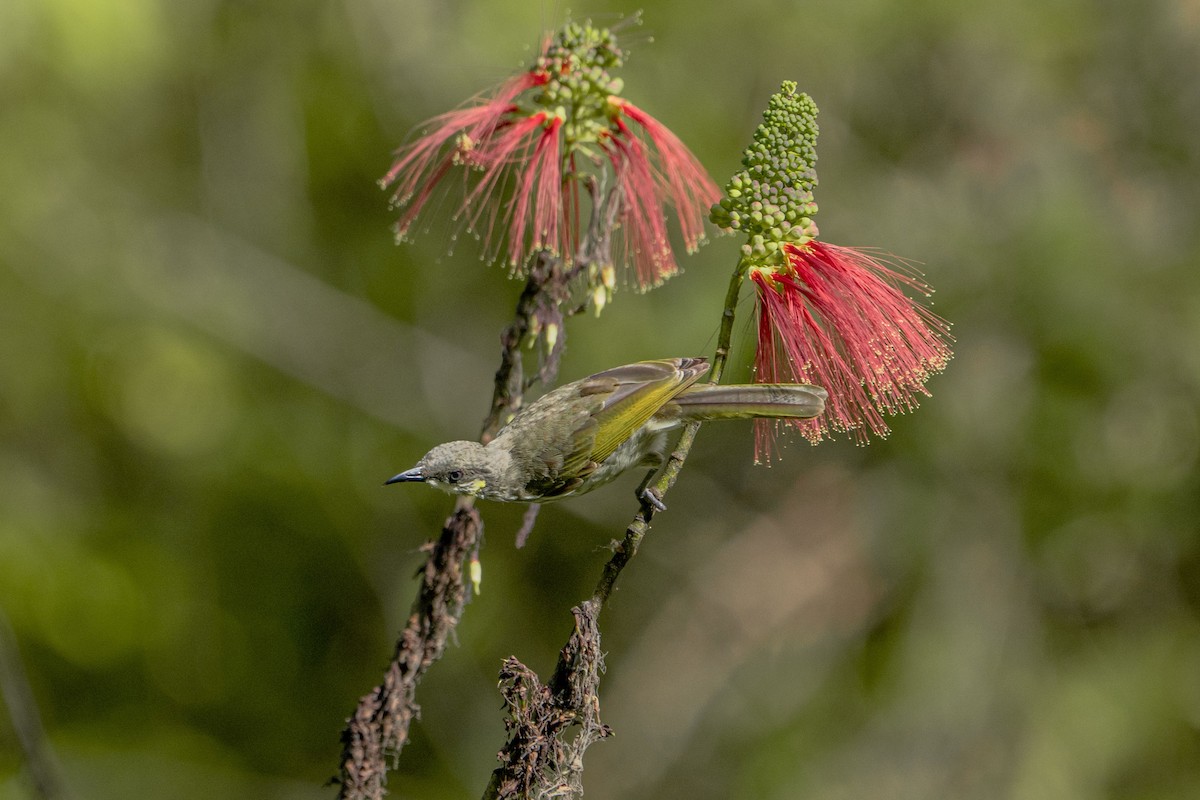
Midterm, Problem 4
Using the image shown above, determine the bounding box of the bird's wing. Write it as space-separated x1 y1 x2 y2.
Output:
501 359 708 499
577 358 709 465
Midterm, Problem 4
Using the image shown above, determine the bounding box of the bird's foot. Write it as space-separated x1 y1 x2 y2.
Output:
639 486 667 512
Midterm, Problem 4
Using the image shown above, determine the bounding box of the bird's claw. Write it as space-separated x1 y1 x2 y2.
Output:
640 486 667 512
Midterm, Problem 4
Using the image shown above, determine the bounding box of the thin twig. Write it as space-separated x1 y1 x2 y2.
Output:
339 504 482 799
0 609 72 800
594 258 750 602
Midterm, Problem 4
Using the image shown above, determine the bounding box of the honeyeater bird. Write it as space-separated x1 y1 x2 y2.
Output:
387 358 826 504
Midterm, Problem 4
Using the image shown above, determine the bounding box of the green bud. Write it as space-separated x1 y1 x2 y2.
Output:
592 284 608 316
470 555 482 595
709 81 821 260
601 263 616 290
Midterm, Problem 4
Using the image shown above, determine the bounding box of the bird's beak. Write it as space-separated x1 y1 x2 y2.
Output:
385 467 425 485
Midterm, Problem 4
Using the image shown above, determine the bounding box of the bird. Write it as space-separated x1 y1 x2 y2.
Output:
386 357 826 505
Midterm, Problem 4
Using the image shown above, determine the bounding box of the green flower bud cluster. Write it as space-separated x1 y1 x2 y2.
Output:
541 20 624 76
532 20 629 148
710 81 821 260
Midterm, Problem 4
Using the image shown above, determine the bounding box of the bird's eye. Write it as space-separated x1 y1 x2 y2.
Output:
446 470 464 484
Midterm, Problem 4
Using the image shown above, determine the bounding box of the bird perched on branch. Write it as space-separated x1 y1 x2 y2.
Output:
387 358 826 506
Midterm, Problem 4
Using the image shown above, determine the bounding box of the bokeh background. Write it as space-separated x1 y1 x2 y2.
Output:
2 0 1199 798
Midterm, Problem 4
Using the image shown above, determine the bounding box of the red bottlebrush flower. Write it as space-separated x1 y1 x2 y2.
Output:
380 72 561 271
379 72 543 215
752 241 952 455
458 112 565 269
380 22 719 287
603 100 720 287
712 83 951 457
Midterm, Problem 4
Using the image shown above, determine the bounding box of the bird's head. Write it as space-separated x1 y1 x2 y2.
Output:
386 440 507 499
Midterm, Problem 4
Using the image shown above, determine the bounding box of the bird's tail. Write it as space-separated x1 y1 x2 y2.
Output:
666 384 827 421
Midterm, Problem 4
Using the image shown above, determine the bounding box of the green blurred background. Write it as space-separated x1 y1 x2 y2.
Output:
2 0 1198 798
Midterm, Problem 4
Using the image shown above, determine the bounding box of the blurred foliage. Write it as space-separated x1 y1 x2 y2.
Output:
1 0 1199 798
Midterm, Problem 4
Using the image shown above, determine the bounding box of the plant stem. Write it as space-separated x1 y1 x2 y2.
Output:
710 255 752 383
593 254 750 602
